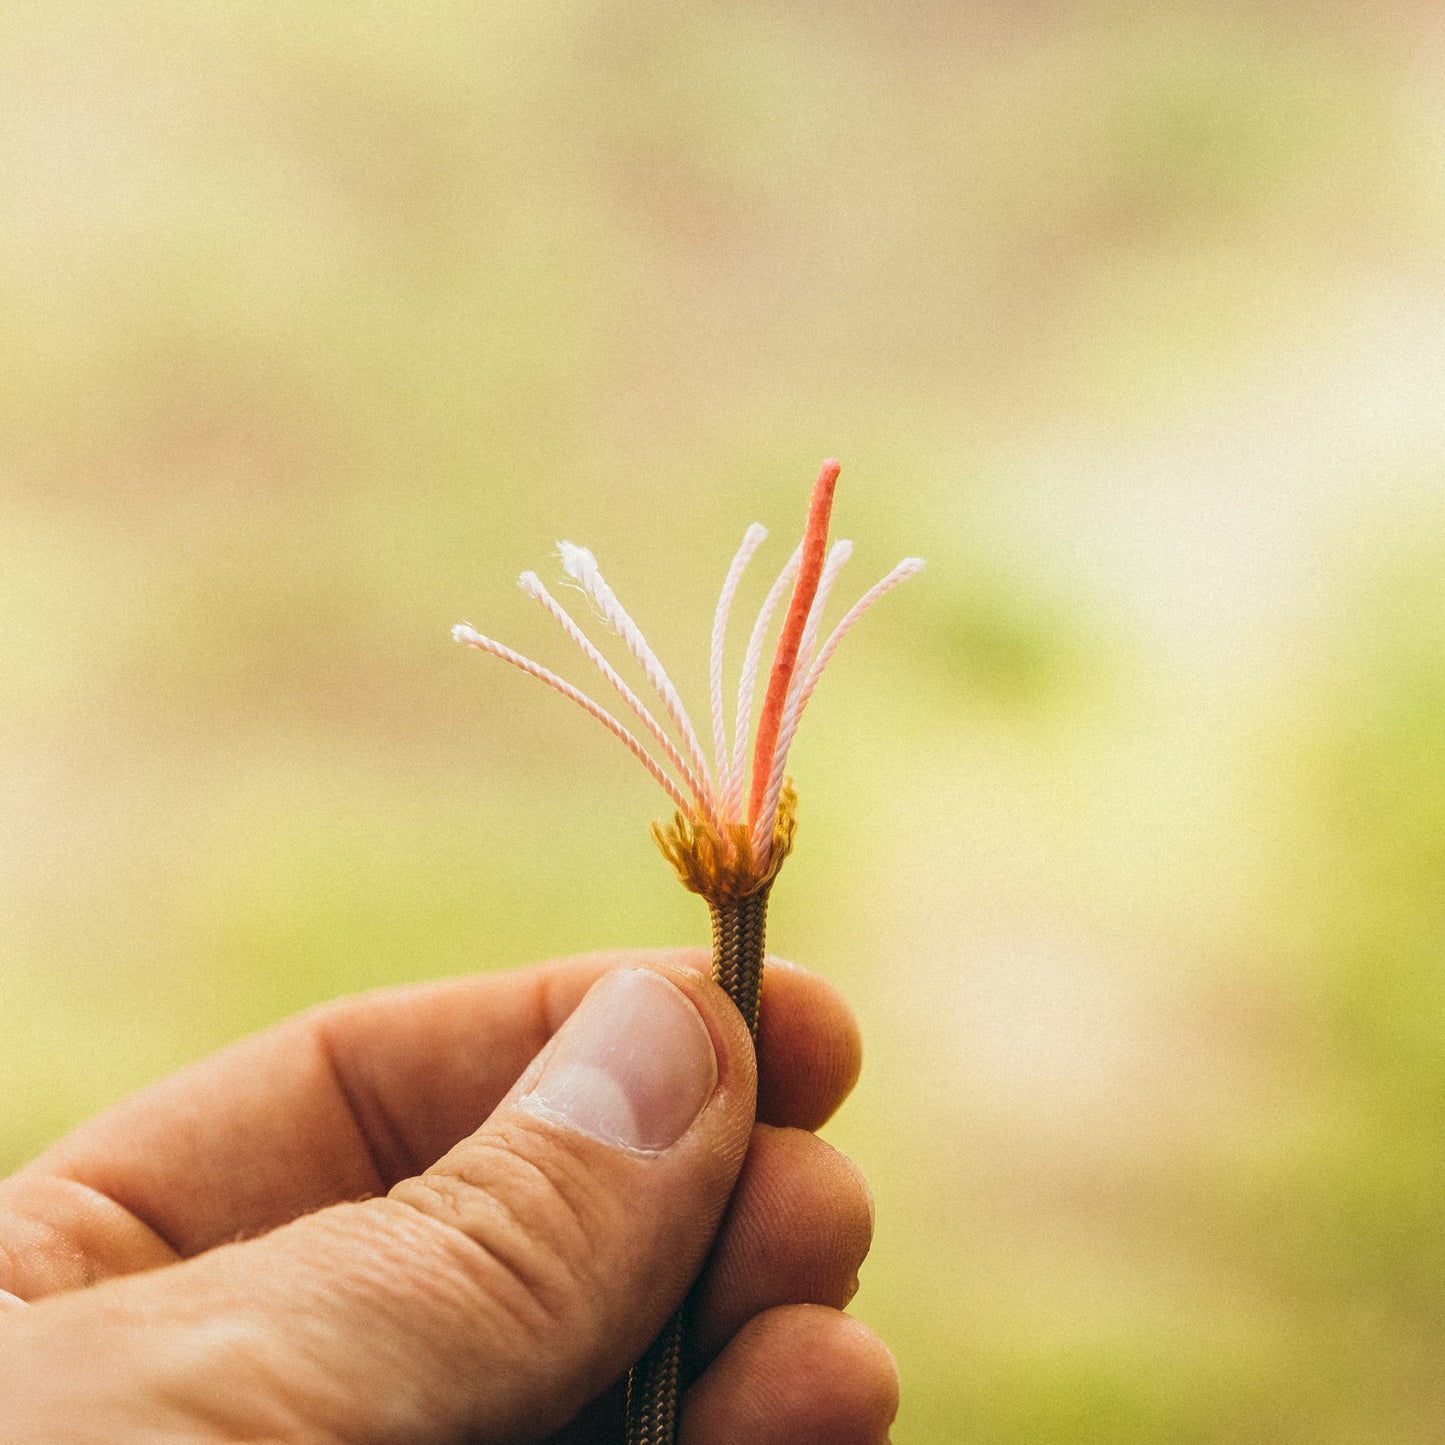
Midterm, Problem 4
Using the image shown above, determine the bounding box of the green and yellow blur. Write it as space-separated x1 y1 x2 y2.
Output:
3 3 1445 1439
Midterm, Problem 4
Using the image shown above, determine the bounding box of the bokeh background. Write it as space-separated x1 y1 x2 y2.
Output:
4 0 1445 1438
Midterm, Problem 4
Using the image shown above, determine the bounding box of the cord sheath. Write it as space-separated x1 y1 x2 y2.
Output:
623 887 771 1445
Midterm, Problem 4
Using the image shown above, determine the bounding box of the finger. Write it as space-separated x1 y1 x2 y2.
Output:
690 1124 874 1363
313 949 858 1168
401 1123 879 1445
0 965 761 1444
0 1172 179 1302
468 1124 880 1445
5 948 859 1292
754 957 862 1131
681 1304 900 1445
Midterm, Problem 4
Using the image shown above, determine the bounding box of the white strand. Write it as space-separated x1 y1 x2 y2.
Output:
451 624 692 813
559 542 717 824
752 539 854 860
518 572 708 808
709 523 768 814
795 558 926 714
725 543 801 827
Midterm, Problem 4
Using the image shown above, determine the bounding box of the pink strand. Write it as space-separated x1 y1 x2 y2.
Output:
709 523 768 813
797 557 927 715
451 624 692 813
725 544 800 828
559 542 717 824
518 572 708 809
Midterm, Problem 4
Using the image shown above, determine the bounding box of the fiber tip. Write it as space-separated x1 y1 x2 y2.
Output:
901 557 926 574
518 570 542 594
557 540 594 579
805 460 841 525
451 623 477 644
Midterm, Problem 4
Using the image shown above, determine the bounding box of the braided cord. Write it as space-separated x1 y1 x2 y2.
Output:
708 888 770 1039
623 1313 684 1445
623 887 772 1445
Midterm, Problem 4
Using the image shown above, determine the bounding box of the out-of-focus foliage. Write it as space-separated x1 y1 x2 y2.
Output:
4 1 1445 1439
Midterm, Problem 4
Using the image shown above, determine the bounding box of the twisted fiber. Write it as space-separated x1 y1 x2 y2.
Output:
623 886 772 1445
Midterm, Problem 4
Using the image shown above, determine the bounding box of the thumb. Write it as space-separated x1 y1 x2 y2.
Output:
0 965 757 1444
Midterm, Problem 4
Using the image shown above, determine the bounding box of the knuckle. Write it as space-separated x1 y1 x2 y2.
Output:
388 1115 614 1351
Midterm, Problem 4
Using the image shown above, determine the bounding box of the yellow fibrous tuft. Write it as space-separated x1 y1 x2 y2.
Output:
652 779 797 906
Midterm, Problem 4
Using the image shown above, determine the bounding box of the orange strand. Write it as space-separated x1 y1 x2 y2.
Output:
747 459 839 827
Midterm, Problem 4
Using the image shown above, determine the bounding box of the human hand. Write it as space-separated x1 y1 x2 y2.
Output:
0 950 895 1442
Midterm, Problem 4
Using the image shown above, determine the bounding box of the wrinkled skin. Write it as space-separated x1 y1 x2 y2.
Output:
0 949 898 1444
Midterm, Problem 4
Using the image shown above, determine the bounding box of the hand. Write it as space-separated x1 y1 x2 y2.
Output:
0 950 896 1443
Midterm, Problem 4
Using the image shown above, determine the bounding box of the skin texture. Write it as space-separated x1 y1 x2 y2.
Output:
0 949 898 1443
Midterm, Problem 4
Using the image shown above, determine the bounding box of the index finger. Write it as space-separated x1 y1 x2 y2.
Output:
5 949 860 1286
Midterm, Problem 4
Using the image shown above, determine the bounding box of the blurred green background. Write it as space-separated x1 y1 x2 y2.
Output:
4 0 1445 1438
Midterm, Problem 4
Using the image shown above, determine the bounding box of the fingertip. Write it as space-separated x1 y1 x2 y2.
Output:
756 959 863 1130
535 951 862 1132
692 1125 876 1361
682 1304 899 1444
635 960 758 1119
